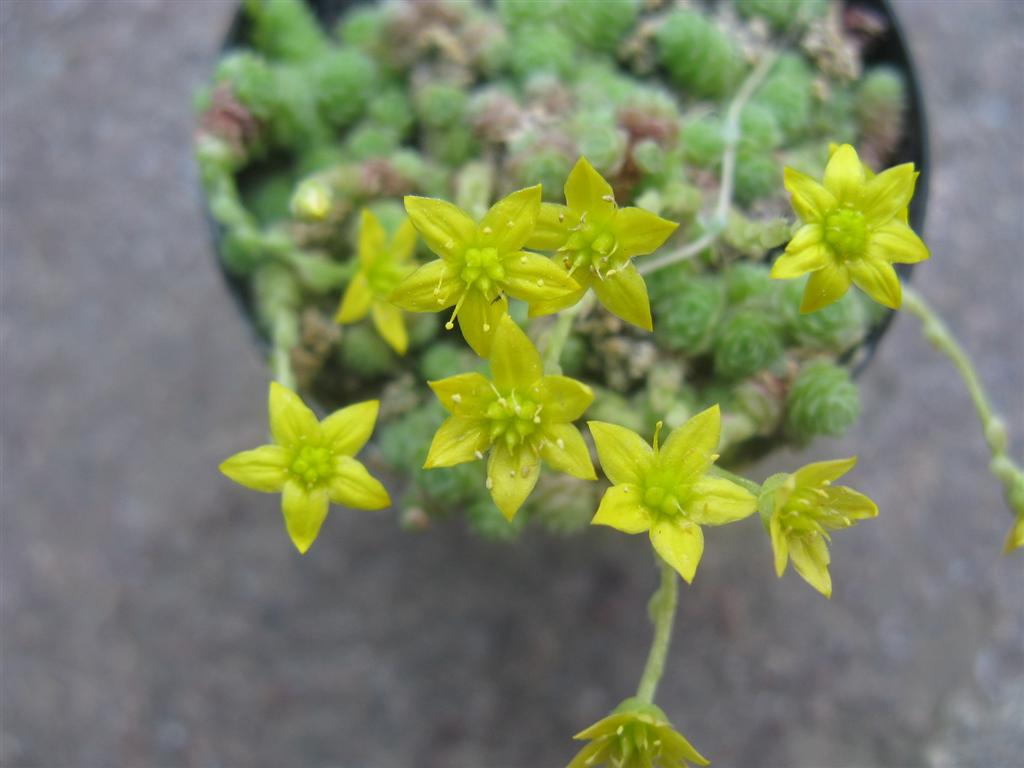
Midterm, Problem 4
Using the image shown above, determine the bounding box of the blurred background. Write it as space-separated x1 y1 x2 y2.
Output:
1 1 1022 766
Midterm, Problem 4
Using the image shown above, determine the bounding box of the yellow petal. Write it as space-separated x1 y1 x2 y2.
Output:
525 283 588 318
793 457 857 488
458 291 507 357
534 375 594 422
824 485 879 521
848 257 902 309
479 185 541 252
769 515 789 577
660 405 721 481
319 399 379 456
613 206 678 259
389 259 460 312
525 203 572 250
219 445 289 492
868 219 930 264
822 143 866 204
268 381 319 447
403 195 476 261
371 301 408 355
487 444 540 520
281 481 329 554
800 263 851 313
661 728 710 767
503 251 583 305
591 484 650 533
539 423 596 479
390 218 418 263
650 519 704 583
860 163 917 225
489 314 543 389
783 166 837 222
335 273 372 324
328 455 390 510
588 421 653 486
424 415 491 468
573 713 634 741
428 372 493 416
788 533 832 597
688 476 756 525
567 739 611 768
564 156 616 222
1003 513 1024 554
358 208 387 267
591 265 653 331
771 243 830 280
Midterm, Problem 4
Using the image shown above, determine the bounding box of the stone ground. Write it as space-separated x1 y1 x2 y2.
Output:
1 1 1022 767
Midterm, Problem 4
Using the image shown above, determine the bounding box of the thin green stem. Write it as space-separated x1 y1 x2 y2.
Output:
708 464 762 497
640 49 779 277
902 286 1023 516
635 556 679 704
542 293 594 373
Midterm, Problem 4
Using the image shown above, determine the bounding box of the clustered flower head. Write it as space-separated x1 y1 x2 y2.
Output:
219 382 390 553
527 157 679 331
568 697 709 768
588 406 756 583
335 208 418 354
772 143 929 313
758 457 878 597
424 314 596 520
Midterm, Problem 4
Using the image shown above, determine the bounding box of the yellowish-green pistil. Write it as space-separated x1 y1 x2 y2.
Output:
290 444 333 488
562 219 622 278
460 247 505 295
823 208 867 260
485 391 542 451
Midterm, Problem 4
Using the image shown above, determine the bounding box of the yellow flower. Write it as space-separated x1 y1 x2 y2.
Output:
389 186 582 357
424 314 595 520
759 457 878 598
568 698 709 768
772 143 929 313
526 156 678 331
335 209 418 354
219 382 390 553
588 406 756 583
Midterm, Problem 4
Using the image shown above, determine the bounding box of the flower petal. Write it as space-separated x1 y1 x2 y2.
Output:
567 739 611 768
335 273 372 323
424 415 491 468
389 259 460 312
539 423 595 480
591 265 653 331
860 163 917 224
824 485 878 521
822 143 866 204
268 381 319 447
490 313 543 390
358 208 387 267
573 713 634 741
564 156 617 222
613 207 678 259
868 219 930 264
219 445 289 492
487 444 540 521
592 484 650 533
535 375 594 422
429 372 493 416
771 243 830 279
390 218 418 263
769 515 789 577
793 457 857 488
328 455 390 510
784 166 836 222
661 728 710 767
371 301 408 355
588 421 653 486
650 519 705 583
788 533 832 597
503 251 583 304
848 257 902 309
525 203 571 250
800 263 851 313
688 476 757 525
319 399 379 456
525 282 588 318
479 185 541 252
281 481 329 554
457 291 508 357
660 405 721 481
403 195 476 260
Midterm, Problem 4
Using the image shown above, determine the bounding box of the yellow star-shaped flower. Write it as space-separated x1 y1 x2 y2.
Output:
389 186 582 357
526 156 679 331
758 457 878 598
772 143 930 313
335 209 418 355
424 314 596 520
588 406 756 583
219 382 390 553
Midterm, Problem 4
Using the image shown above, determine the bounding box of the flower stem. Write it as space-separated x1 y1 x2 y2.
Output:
901 286 1024 517
542 293 594 374
708 464 762 496
640 49 779 277
635 555 679 704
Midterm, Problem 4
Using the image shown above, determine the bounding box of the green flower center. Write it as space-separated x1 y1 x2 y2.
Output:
562 219 621 277
368 262 405 297
485 391 541 451
460 246 505 297
641 483 681 517
290 444 334 488
823 208 867 259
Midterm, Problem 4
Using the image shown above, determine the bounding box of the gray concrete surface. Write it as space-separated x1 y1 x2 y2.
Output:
1 1 1022 767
